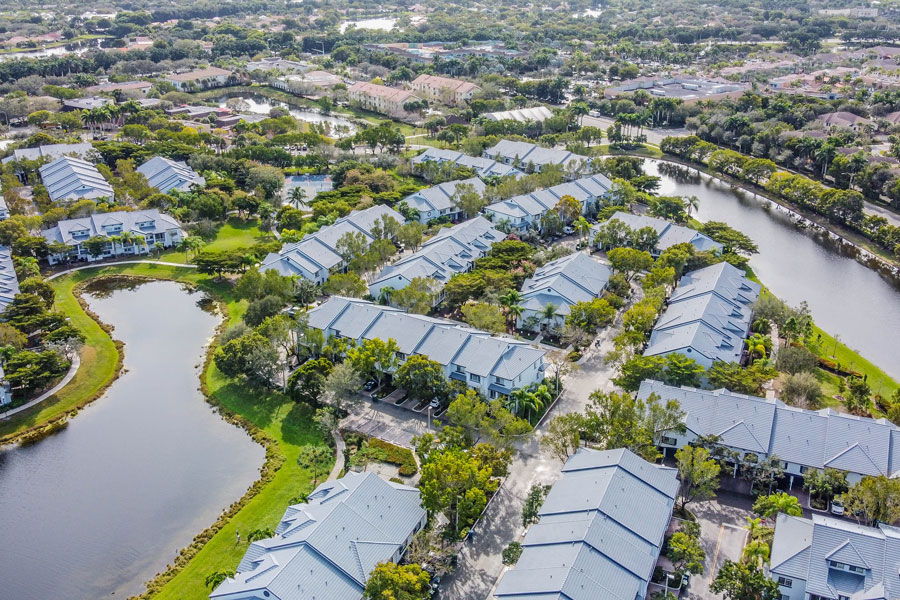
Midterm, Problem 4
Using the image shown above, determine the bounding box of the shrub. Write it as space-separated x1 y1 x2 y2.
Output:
368 437 418 476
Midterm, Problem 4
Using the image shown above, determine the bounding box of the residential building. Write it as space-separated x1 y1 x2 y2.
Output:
518 252 612 331
408 74 480 104
411 147 523 179
1 142 94 165
591 211 723 257
369 216 504 302
61 96 113 112
401 177 486 223
85 80 152 95
643 263 759 368
260 205 405 285
483 106 554 123
638 380 900 487
0 245 20 314
494 448 679 600
306 297 547 398
39 156 114 203
347 82 420 118
209 472 427 600
41 209 184 265
816 111 872 132
136 156 206 194
484 173 614 232
165 105 223 120
0 196 9 221
165 67 234 92
769 513 900 600
482 140 591 175
245 57 311 73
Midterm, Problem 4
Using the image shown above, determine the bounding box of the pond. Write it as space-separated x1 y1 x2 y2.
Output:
217 94 357 137
0 279 264 600
339 17 398 33
645 159 900 380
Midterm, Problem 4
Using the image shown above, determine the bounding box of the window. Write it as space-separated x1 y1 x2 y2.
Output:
848 565 865 574
829 561 845 569
777 577 792 588
661 436 678 446
469 374 481 383
455 365 465 373
396 352 406 361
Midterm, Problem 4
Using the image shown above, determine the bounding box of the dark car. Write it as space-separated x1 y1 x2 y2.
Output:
363 380 377 391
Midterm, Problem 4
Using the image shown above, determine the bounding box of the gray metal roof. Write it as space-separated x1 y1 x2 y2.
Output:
308 297 546 382
136 156 205 194
0 245 20 313
485 174 613 222
520 252 611 318
403 177 485 214
211 472 425 600
38 156 114 202
484 106 554 122
668 262 761 308
1 142 94 165
639 381 900 478
770 513 900 600
591 211 724 254
494 448 677 600
482 140 589 171
411 147 524 179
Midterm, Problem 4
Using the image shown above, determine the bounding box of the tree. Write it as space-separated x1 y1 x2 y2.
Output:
521 483 551 527
842 475 900 526
710 561 780 600
741 455 784 496
668 529 705 575
296 444 333 485
363 562 431 600
565 298 614 332
243 295 285 327
419 447 493 535
205 570 235 590
675 445 721 512
707 361 776 396
607 247 653 281
452 183 488 219
803 468 848 507
502 542 523 566
392 277 438 314
395 355 448 403
213 332 279 385
323 361 363 411
845 376 871 414
554 194 582 224
397 221 425 251
195 249 245 279
539 302 559 332
540 413 583 462
581 391 685 461
752 492 802 519
288 357 334 403
461 302 505 334
347 337 400 387
781 372 822 408
295 278 319 308
322 272 367 298
775 345 818 374
313 406 340 439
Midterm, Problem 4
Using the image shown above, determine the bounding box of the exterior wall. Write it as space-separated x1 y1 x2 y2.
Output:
772 574 806 600
46 228 183 266
369 274 411 299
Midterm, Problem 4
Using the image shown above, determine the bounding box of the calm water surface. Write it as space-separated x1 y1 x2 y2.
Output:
0 280 263 599
646 159 900 379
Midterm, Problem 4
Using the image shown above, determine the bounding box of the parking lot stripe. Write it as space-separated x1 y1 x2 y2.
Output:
708 524 725 586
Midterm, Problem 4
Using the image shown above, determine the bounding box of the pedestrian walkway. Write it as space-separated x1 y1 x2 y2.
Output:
47 259 195 280
0 353 81 420
326 431 346 481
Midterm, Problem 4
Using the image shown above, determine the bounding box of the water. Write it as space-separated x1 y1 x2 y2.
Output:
645 159 900 379
0 279 264 599
339 17 397 33
0 40 98 62
217 94 357 136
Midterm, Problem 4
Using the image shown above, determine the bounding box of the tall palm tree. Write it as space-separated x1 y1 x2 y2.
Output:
507 388 532 417
499 289 524 331
574 216 591 243
523 384 552 422
540 302 558 333
683 195 700 218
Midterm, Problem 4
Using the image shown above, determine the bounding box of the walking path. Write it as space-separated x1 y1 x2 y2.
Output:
326 431 346 481
0 354 81 420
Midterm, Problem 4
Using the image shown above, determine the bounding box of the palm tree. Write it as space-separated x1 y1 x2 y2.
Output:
523 384 552 422
499 289 524 331
684 195 700 218
205 570 235 590
289 186 307 210
178 235 206 263
540 303 559 333
815 143 838 178
742 539 770 567
508 388 532 417
574 216 591 243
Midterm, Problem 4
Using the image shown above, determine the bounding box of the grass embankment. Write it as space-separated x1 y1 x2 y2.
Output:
159 217 272 263
812 324 897 402
4 260 331 598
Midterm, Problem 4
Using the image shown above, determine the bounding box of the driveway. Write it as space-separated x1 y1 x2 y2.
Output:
685 492 753 600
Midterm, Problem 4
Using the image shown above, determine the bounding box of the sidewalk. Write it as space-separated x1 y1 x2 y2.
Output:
0 353 81 420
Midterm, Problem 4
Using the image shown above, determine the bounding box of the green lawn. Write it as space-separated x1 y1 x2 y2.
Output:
811 324 897 400
159 217 273 263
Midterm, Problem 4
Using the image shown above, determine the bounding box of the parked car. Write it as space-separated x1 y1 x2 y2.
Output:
428 398 440 409
831 497 845 516
562 226 574 235
363 380 377 391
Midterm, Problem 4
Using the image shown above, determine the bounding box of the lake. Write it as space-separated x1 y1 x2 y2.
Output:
217 94 358 137
0 279 264 599
645 159 900 379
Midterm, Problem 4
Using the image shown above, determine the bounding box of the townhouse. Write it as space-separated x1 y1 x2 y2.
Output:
408 74 480 104
369 216 504 302
347 81 421 118
518 252 612 331
0 245 20 314
639 380 900 488
770 513 900 600
260 205 405 285
644 262 760 368
136 156 206 194
411 147 523 179
494 448 679 600
210 472 427 600
482 140 591 176
165 67 234 92
38 156 114 203
306 297 547 398
1 142 94 165
484 173 614 232
41 209 184 265
401 177 486 223
591 211 723 257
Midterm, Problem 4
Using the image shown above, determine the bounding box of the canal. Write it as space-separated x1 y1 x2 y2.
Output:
0 279 264 600
645 159 900 380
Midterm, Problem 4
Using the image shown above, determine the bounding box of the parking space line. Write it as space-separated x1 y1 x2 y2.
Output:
708 524 725 586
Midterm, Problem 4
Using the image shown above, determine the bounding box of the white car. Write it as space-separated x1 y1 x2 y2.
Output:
562 226 575 235
831 498 845 516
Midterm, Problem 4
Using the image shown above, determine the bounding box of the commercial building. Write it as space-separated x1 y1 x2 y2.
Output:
482 140 591 175
260 205 405 285
408 74 480 104
41 209 184 265
61 96 113 111
369 216 504 303
165 67 234 92
210 472 427 600
638 380 900 487
643 263 759 368
136 156 205 194
518 252 612 331
484 173 614 232
605 76 748 104
38 156 114 203
306 297 547 398
770 513 900 600
591 211 723 257
411 147 523 179
400 177 486 223
494 448 679 600
347 82 420 118
483 106 554 123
